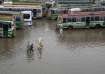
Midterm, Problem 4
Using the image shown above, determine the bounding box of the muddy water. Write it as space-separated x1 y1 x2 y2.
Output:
0 19 105 74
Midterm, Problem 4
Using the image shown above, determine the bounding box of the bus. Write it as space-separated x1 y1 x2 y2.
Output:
0 11 23 29
21 11 32 26
57 11 105 29
48 8 68 20
32 6 43 19
48 8 59 20
0 4 43 19
0 20 16 38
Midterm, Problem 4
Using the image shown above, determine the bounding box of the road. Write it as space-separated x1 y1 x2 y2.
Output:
0 19 105 74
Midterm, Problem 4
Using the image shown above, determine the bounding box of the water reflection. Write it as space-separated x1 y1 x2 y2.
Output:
26 49 34 62
37 48 43 59
57 29 105 48
25 47 43 62
0 39 14 60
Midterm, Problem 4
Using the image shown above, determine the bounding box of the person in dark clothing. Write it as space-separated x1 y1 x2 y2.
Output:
27 42 34 53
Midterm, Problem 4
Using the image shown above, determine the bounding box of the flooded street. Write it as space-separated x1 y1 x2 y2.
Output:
0 19 105 74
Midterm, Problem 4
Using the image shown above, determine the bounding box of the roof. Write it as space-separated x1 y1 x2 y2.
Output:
0 11 21 15
3 5 42 9
60 11 105 18
0 15 13 21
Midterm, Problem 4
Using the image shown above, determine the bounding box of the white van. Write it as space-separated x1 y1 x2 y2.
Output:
21 11 32 26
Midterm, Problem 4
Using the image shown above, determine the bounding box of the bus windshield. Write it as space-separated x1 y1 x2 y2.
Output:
51 10 57 14
23 14 30 19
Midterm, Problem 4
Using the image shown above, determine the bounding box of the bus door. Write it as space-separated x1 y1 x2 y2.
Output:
86 17 90 27
3 23 8 37
32 9 37 18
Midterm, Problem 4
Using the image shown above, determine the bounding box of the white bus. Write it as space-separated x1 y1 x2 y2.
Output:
21 11 32 26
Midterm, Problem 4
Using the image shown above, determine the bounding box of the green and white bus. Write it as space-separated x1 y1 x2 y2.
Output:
48 8 58 20
48 8 68 20
0 20 16 38
57 11 105 29
0 11 23 29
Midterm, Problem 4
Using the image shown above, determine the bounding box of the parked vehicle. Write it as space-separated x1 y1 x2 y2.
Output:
0 3 43 19
0 11 23 29
57 11 105 29
48 8 69 20
21 11 32 26
0 20 16 38
32 6 43 19
48 8 58 20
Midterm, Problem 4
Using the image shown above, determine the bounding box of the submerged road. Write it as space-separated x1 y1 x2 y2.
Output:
0 19 105 74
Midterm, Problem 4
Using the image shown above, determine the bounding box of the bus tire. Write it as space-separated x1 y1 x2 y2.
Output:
95 24 101 28
68 26 73 30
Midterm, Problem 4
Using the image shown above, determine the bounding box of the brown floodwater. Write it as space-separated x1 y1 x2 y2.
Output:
0 19 105 74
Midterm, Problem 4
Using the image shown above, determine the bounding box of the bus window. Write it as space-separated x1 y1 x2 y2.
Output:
81 17 85 22
86 17 90 26
63 10 68 14
95 16 99 21
0 23 2 28
51 10 55 14
23 14 30 19
103 17 105 21
33 9 37 17
90 16 94 21
71 17 76 22
63 18 67 23
77 18 81 22
100 17 103 21
68 18 72 22
8 23 11 28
